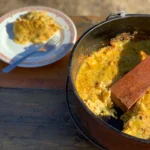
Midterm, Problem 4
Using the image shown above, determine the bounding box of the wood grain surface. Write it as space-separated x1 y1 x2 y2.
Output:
0 88 99 150
0 16 101 89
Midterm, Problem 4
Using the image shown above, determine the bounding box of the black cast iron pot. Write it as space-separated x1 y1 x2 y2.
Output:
68 12 150 150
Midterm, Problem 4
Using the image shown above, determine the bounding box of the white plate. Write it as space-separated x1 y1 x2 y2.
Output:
0 6 77 67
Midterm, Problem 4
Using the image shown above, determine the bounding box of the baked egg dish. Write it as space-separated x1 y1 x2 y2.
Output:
13 11 60 44
75 32 150 139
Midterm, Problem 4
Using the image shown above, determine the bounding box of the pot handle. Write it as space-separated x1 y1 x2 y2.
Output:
106 11 126 20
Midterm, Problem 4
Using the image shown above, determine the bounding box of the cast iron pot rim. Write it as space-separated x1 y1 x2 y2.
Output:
68 14 150 144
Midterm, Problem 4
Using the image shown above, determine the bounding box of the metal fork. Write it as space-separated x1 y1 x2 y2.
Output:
2 35 60 73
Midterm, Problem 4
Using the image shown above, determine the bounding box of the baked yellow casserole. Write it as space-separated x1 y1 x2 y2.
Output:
75 33 150 139
13 11 60 44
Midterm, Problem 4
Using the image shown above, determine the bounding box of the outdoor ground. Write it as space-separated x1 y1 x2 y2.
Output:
0 0 150 18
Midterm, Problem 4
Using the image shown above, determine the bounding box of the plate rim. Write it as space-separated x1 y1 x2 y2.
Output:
0 5 77 67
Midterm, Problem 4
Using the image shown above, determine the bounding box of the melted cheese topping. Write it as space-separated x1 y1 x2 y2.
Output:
13 11 60 44
75 34 150 139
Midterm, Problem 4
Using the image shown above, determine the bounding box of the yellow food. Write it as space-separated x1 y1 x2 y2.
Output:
121 88 150 139
75 33 150 139
13 11 60 44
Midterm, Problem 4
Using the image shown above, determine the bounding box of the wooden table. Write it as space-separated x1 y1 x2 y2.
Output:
0 15 104 150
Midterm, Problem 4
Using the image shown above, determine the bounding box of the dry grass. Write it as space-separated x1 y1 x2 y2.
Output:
0 0 150 18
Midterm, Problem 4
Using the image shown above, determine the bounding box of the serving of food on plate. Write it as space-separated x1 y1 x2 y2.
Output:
0 6 77 68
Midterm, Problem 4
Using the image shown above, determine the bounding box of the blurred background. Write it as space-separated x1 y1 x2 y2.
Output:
0 0 150 18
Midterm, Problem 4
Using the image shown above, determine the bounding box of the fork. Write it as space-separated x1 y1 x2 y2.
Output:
2 35 60 73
